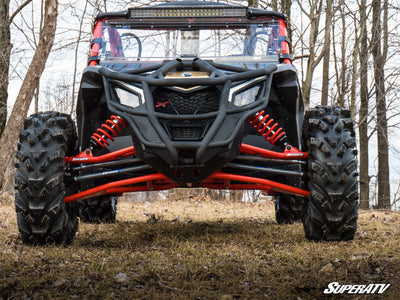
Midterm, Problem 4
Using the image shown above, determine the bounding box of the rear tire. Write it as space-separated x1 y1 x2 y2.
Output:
275 194 304 224
78 196 117 223
14 112 79 245
302 106 358 241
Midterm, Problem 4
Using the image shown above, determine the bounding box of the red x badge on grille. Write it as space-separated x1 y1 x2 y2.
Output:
155 101 169 108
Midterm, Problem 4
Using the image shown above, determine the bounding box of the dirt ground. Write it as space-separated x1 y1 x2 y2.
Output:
1 192 399 299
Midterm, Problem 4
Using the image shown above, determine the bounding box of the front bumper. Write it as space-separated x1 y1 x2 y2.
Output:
100 58 278 183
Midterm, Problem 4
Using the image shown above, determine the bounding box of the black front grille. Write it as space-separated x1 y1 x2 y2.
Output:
153 87 220 115
171 126 203 140
160 118 213 141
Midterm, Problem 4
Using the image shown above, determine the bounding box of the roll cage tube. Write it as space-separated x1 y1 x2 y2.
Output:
244 19 291 63
89 19 104 66
278 19 291 63
89 20 129 65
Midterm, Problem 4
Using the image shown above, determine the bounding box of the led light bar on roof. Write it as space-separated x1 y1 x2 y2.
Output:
128 7 247 19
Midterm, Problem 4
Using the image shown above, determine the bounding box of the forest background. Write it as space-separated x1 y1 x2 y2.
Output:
0 0 399 210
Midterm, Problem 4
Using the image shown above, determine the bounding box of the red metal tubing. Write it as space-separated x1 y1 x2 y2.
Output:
64 173 172 203
240 143 308 159
278 19 291 64
201 183 275 191
203 172 309 197
65 146 135 164
89 20 103 67
105 183 179 195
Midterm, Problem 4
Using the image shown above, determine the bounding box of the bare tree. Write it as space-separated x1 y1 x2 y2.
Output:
349 17 358 118
0 0 34 138
280 0 292 53
0 0 58 188
358 0 370 210
0 0 11 138
371 0 390 209
339 8 348 107
332 5 348 107
320 0 332 105
297 0 324 107
34 0 45 113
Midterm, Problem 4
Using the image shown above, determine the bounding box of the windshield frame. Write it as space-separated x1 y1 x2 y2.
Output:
89 9 291 67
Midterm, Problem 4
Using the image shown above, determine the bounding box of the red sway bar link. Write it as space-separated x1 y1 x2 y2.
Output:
90 115 128 150
248 110 287 147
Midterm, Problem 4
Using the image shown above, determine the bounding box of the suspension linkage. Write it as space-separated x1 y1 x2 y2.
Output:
240 143 308 160
71 157 142 172
73 164 152 182
234 155 306 165
65 146 135 165
226 162 304 177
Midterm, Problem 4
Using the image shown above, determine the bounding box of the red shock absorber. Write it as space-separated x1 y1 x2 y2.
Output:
90 115 128 150
248 110 287 147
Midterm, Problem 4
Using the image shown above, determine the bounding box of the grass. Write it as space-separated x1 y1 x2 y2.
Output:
1 193 400 299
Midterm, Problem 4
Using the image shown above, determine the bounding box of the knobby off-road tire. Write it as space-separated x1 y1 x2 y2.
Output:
302 106 359 241
14 112 79 245
275 195 304 224
78 196 117 223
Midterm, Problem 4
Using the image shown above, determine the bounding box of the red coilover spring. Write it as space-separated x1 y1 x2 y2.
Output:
90 115 128 150
248 110 287 147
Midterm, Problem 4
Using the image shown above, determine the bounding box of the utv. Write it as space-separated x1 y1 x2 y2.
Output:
14 1 358 245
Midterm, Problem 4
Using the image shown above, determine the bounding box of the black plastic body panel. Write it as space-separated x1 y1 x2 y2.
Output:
76 59 303 186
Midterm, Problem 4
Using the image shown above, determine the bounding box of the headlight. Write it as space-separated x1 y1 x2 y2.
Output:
231 85 261 107
115 87 141 108
113 81 144 109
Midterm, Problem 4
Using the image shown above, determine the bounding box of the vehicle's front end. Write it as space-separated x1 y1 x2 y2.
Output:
14 1 359 244
74 2 306 189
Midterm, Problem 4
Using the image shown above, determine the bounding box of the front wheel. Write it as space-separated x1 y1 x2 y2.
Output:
302 106 359 241
14 112 79 245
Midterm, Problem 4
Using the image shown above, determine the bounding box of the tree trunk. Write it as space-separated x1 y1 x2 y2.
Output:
302 62 314 108
321 0 332 106
0 0 58 189
280 0 292 53
371 0 390 209
34 86 39 113
0 0 11 138
358 0 369 210
338 8 346 107
300 0 323 107
350 18 358 118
